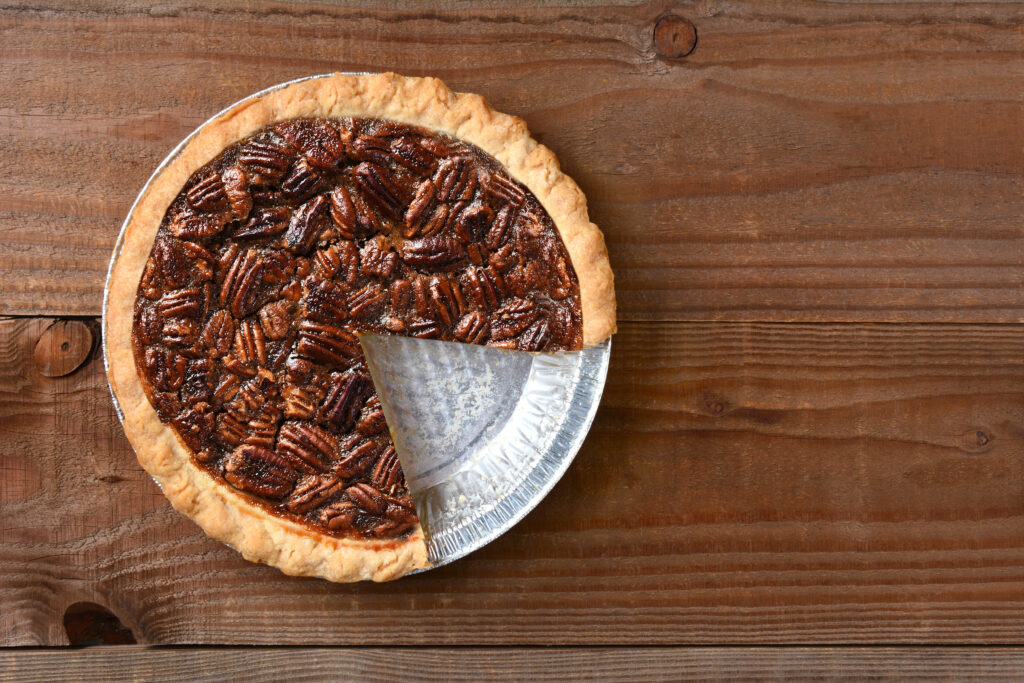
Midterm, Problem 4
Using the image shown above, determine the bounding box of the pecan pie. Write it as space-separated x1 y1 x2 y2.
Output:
105 73 616 582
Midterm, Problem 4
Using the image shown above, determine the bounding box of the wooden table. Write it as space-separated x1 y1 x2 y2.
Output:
2 0 1024 678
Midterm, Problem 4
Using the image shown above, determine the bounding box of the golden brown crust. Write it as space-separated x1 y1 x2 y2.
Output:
105 72 615 583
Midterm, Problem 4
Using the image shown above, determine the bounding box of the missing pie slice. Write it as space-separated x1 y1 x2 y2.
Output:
105 73 616 582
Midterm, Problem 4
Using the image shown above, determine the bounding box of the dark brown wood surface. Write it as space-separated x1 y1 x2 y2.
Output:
1 0 1023 321
2 0 1024 667
5 646 1024 681
4 316 1024 645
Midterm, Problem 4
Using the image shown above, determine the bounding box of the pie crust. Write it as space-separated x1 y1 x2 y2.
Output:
105 72 616 582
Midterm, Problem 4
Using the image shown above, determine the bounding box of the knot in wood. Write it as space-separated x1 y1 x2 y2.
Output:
700 393 728 416
33 319 94 377
654 15 697 59
960 427 994 453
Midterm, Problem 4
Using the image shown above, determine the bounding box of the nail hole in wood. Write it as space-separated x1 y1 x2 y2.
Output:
63 602 137 646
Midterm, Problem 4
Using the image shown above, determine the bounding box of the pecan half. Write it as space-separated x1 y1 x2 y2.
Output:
273 119 347 169
219 249 264 319
257 300 292 340
429 277 464 328
434 157 476 202
402 236 464 270
233 319 267 367
353 162 410 220
161 319 198 347
356 396 387 436
223 444 297 499
490 298 538 340
455 205 493 244
552 256 576 300
466 242 486 267
302 278 350 323
407 320 441 339
454 311 489 344
216 412 247 448
222 166 252 221
287 474 345 514
169 209 226 241
320 500 359 532
482 171 526 208
350 135 394 166
282 385 318 420
371 446 404 494
461 266 506 311
281 158 328 202
390 278 413 310
485 206 515 250
277 421 337 473
415 203 450 240
322 372 371 431
139 259 162 300
328 186 357 240
215 243 240 283
346 482 384 515
224 395 252 424
187 172 227 211
172 404 215 452
181 358 216 404
245 405 282 449
237 139 295 184
221 354 257 378
234 206 290 240
359 240 398 279
284 195 329 254
348 284 387 320
296 321 360 366
151 391 182 420
136 306 162 345
333 439 379 478
487 241 517 273
334 240 361 286
158 286 205 319
518 320 551 351
372 495 418 537
238 379 266 413
414 278 430 316
505 261 551 300
213 373 241 405
403 181 437 237
382 315 406 333
390 136 436 173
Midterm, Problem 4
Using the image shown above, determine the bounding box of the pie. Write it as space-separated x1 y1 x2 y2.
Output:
105 73 616 582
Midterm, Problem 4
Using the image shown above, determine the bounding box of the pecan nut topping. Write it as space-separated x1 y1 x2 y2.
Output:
132 117 582 541
223 444 297 499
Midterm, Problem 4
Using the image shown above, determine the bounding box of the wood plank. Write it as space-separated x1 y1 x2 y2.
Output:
1 1 1022 320
4 646 1024 682
4 316 1024 645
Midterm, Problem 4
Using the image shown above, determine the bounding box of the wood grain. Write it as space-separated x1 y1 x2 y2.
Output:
4 316 1024 645
1 1 1022 320
4 646 1024 682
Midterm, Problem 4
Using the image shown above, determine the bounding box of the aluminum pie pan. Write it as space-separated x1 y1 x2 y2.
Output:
359 334 611 571
102 73 611 574
419 341 610 569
